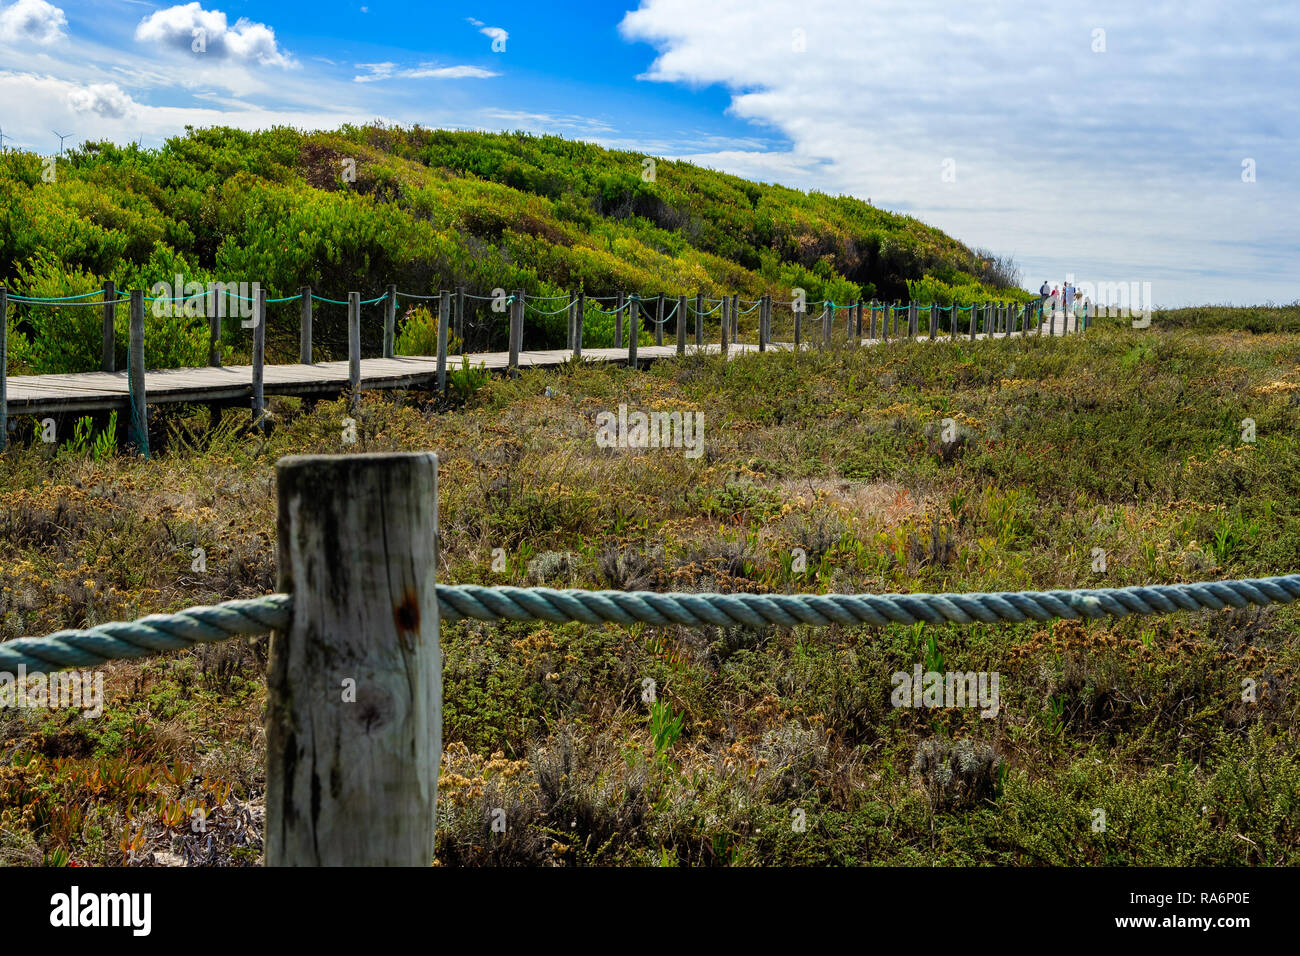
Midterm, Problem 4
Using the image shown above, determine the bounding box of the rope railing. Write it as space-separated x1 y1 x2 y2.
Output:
7 574 1298 677
7 288 1040 315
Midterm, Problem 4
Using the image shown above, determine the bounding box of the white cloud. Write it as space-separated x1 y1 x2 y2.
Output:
0 70 386 152
480 25 507 46
353 61 498 83
0 0 67 44
134 3 293 68
68 81 136 118
619 0 1300 306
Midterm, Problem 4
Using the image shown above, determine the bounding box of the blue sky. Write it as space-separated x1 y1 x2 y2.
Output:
1 0 1297 306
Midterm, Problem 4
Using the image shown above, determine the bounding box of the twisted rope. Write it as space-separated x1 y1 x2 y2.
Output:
6 576 1298 675
0 596 292 675
437 576 1300 628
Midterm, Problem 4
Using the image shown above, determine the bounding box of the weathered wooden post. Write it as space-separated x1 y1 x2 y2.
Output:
101 280 116 372
454 287 464 344
437 291 450 393
300 286 313 365
348 292 361 398
567 291 576 350
208 287 221 367
252 288 266 431
869 300 878 340
694 292 703 348
759 296 768 352
267 451 442 867
855 301 863 343
615 291 625 348
629 295 640 365
383 284 397 358
677 294 687 356
822 301 832 347
575 291 585 358
968 303 977 341
655 293 665 347
929 303 938 341
793 299 802 349
508 290 522 373
908 302 917 339
0 287 7 452
1048 299 1056 337
719 297 728 356
129 290 148 456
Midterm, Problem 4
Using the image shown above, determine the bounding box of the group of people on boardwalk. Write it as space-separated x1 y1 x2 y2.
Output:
1038 280 1091 330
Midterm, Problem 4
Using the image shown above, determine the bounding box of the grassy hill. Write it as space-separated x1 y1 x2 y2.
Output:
0 124 1028 373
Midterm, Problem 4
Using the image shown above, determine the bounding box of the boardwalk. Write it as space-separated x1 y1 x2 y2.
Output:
2 311 1077 419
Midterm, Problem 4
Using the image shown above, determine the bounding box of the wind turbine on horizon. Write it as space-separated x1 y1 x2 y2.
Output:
52 130 72 155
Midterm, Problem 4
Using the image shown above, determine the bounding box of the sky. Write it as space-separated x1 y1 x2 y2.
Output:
0 0 1296 306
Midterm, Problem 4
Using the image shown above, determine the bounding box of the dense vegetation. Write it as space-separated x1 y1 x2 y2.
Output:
1 313 1297 865
0 124 1028 374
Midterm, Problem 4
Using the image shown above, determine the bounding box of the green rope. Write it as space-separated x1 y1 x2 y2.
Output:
7 576 1299 676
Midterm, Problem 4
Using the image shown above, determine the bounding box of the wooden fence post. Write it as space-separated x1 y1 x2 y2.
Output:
930 303 938 340
677 294 687 356
869 300 877 340
208 287 221 367
855 301 863 343
300 286 313 365
908 302 917 339
616 291 625 348
508 290 522 373
793 300 802 349
822 302 832 347
101 280 116 372
655 293 665 347
0 287 6 452
567 291 576 350
719 297 728 356
694 292 703 347
950 304 958 341
629 295 640 365
759 296 768 352
575 292 585 358
1048 299 1056 337
384 284 397 358
437 291 450 393
968 303 977 340
252 288 266 430
267 451 442 866
348 292 361 398
128 290 148 455
455 286 465 344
